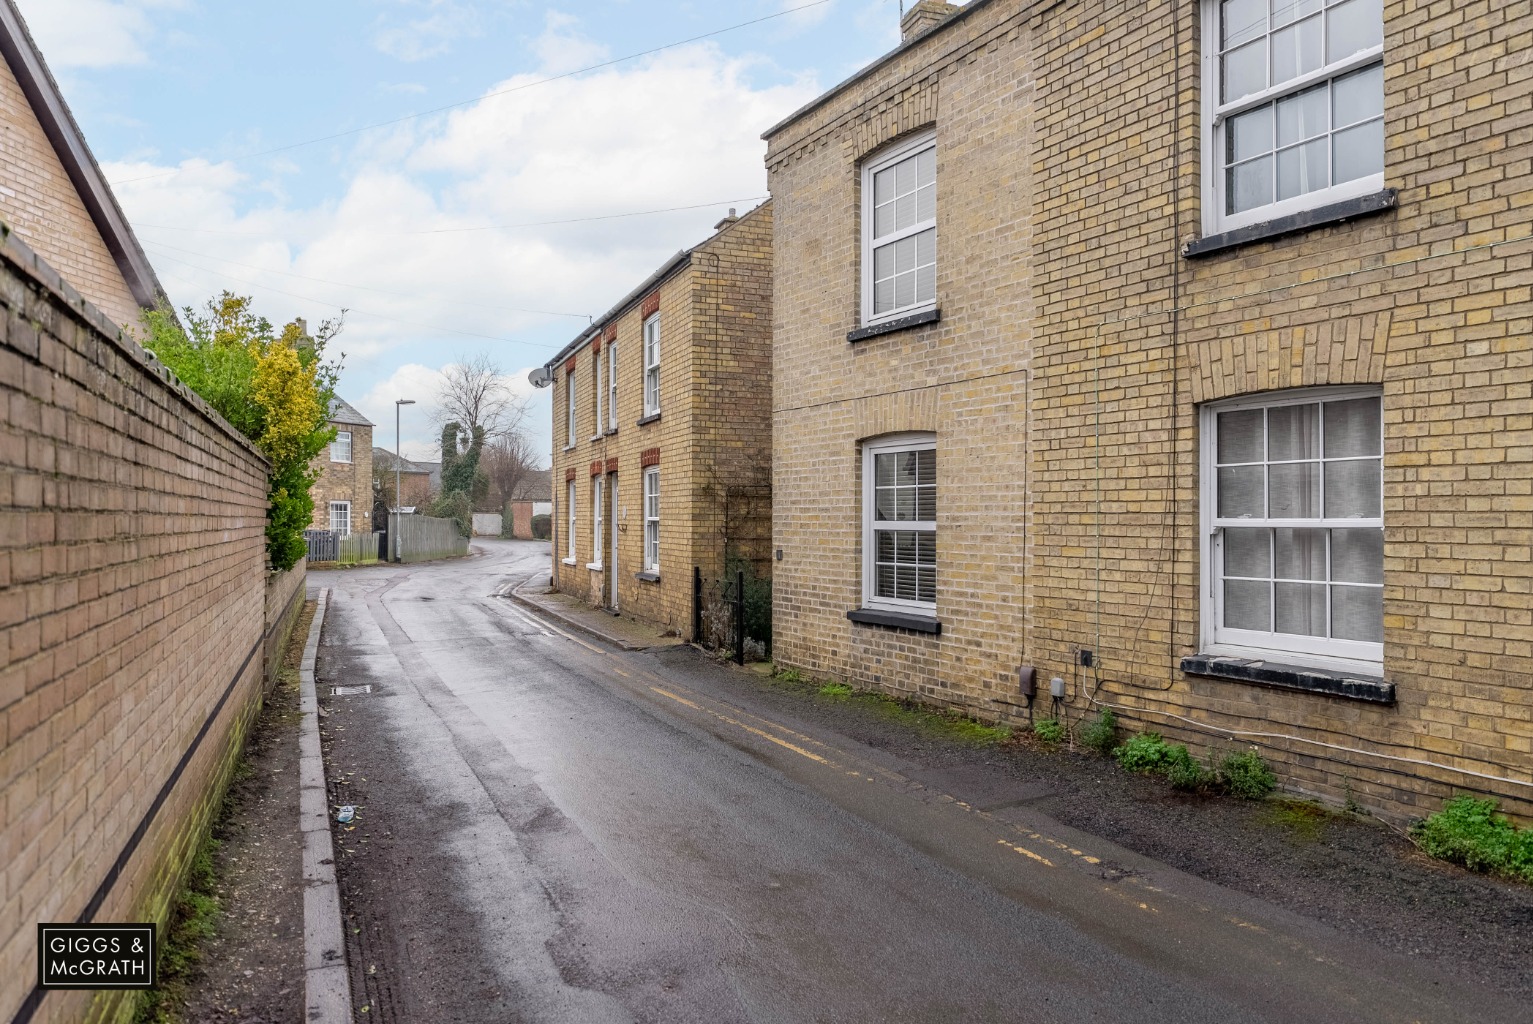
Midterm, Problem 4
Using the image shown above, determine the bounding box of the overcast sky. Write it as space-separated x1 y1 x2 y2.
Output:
17 0 905 460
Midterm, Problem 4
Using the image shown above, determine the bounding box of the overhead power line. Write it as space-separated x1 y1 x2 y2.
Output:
108 1 834 186
133 196 769 238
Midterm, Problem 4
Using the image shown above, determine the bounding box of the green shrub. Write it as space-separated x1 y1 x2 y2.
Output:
530 513 551 540
141 295 340 572
430 489 472 538
1114 733 1278 799
1411 796 1533 884
1164 745 1213 791
1114 732 1174 774
716 555 772 653
1079 709 1118 755
1033 717 1065 744
1217 750 1278 800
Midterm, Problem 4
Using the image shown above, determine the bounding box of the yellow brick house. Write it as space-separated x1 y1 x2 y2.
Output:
766 0 1531 821
532 203 773 638
308 396 375 535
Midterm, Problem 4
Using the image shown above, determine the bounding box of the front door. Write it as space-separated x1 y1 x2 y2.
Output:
608 473 620 611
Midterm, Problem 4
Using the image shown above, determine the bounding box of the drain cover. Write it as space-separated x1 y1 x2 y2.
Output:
330 685 372 696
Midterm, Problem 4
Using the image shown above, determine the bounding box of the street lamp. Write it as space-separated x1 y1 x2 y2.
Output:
395 399 415 561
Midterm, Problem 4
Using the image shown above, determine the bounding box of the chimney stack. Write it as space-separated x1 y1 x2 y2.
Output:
901 0 960 42
292 317 314 354
714 207 740 231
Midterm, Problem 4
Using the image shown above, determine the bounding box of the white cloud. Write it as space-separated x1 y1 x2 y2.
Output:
371 0 481 62
107 18 817 464
531 11 609 75
12 0 187 70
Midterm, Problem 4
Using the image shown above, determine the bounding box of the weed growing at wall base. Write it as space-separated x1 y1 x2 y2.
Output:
133 821 223 1022
1113 733 1275 800
1114 733 1177 774
1218 750 1278 800
1164 746 1214 792
1411 796 1533 885
1078 709 1118 755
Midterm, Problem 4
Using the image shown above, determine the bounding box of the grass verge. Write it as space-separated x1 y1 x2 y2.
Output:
132 786 236 1023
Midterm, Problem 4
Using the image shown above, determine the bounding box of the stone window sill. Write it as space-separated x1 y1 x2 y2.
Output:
846 608 942 635
636 571 661 583
637 413 661 427
1179 654 1394 705
1182 189 1397 259
561 557 577 566
586 562 603 571
847 308 940 343
604 428 619 437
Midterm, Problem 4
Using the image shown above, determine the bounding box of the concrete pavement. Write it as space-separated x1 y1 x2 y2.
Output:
311 539 1525 1023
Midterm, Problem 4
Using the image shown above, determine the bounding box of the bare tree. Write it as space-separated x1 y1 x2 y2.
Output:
434 353 529 443
481 432 542 511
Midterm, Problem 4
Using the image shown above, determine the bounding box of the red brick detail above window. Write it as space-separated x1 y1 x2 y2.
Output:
564 357 577 373
605 458 619 474
641 292 660 318
590 337 601 354
640 447 660 467
603 324 617 342
590 460 604 477
565 467 577 482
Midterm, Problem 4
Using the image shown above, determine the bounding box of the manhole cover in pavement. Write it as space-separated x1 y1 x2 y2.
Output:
331 685 372 696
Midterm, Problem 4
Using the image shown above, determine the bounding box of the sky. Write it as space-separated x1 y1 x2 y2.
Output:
16 0 909 461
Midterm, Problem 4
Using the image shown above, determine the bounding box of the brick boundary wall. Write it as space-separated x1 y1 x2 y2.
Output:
0 229 275 1024
263 559 306 691
510 500 533 540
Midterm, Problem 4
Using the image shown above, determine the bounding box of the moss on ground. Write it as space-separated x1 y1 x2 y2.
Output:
772 666 1011 746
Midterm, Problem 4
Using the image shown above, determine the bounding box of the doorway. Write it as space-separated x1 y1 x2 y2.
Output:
608 473 620 612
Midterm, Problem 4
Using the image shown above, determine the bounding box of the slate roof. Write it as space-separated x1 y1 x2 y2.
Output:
329 396 373 427
372 448 440 490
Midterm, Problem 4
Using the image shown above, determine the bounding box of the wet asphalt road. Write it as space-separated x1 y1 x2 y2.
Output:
313 540 1525 1024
